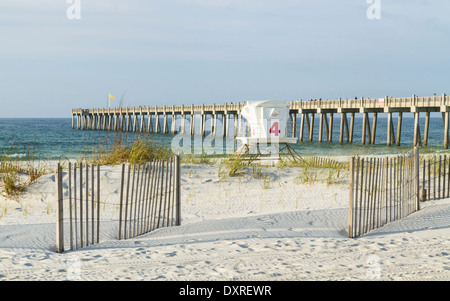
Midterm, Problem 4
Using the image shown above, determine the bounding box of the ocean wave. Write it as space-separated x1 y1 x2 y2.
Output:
2 153 28 158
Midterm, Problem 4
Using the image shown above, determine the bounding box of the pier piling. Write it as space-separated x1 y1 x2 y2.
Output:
72 94 450 148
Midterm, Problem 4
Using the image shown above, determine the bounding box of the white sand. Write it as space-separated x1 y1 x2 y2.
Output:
0 161 449 281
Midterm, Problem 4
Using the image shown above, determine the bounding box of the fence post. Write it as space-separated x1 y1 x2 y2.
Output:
56 163 64 253
97 164 100 244
414 146 420 211
175 155 181 226
348 157 355 238
80 163 83 248
68 163 73 250
118 164 125 240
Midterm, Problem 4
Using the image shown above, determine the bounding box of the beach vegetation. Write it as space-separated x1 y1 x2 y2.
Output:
88 132 173 165
261 172 271 189
0 145 49 198
181 153 218 165
280 156 349 186
277 156 349 170
0 206 7 219
251 164 263 178
218 156 249 180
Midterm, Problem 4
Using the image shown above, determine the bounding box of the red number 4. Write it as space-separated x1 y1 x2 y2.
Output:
269 122 280 136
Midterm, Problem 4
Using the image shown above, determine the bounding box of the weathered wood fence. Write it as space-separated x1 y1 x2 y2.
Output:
56 156 181 253
56 163 102 253
421 154 450 202
348 147 420 238
117 156 181 240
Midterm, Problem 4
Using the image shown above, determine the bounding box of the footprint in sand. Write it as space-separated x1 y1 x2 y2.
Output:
165 251 177 257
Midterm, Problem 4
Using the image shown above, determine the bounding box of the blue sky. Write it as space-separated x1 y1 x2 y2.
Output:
0 0 449 118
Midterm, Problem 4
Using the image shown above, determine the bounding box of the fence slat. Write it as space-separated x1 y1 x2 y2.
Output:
400 156 403 219
415 147 420 211
141 163 151 235
141 164 150 235
348 157 354 238
396 156 400 220
141 164 148 235
428 159 430 202
134 165 141 237
366 158 372 233
123 164 131 239
433 158 436 200
80 163 83 248
176 155 181 226
382 158 387 226
359 158 365 236
157 161 165 229
118 164 125 240
129 165 136 238
152 160 161 231
385 158 389 225
439 155 442 200
137 164 143 236
146 160 156 233
97 164 100 243
167 157 173 227
444 155 446 198
389 157 392 222
56 163 64 253
373 158 379 230
422 159 425 202
354 157 359 238
377 158 382 228
165 159 171 227
68 163 73 251
85 164 89 246
74 164 78 249
91 164 95 245
447 157 450 197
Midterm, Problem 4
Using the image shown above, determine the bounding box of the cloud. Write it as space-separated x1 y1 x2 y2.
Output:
0 0 449 63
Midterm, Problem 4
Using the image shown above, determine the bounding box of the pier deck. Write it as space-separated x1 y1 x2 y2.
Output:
72 94 450 148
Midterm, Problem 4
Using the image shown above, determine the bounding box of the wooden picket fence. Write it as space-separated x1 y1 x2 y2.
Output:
56 163 102 253
348 147 420 238
56 156 181 253
421 154 450 202
117 156 181 240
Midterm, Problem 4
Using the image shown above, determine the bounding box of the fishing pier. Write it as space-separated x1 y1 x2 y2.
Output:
72 94 450 148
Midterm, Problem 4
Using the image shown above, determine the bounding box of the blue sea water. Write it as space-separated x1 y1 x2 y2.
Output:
0 114 448 160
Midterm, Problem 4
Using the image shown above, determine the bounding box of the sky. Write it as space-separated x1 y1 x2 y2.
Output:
0 0 449 118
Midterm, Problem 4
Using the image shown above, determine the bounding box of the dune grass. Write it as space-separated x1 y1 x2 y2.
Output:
88 132 174 166
0 146 49 198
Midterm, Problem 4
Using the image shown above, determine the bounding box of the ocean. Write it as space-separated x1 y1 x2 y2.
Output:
0 114 447 161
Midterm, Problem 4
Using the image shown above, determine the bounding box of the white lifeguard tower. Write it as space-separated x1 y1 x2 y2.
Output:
233 100 302 163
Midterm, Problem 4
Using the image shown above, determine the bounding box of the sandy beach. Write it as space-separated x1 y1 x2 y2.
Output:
0 159 449 281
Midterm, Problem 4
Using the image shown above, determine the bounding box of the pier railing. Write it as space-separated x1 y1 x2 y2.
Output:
72 94 450 115
72 93 450 148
